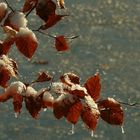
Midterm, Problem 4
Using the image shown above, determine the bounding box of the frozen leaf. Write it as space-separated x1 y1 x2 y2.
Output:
53 94 78 119
22 0 37 13
66 101 83 124
68 84 88 98
60 72 80 85
55 35 69 51
0 2 8 22
15 28 38 58
42 90 54 108
84 73 101 101
57 0 65 9
4 11 28 31
36 0 56 22
33 71 52 83
3 26 17 37
81 106 100 131
98 98 124 125
0 81 26 101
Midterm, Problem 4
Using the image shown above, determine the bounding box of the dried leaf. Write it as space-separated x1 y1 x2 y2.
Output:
1 37 15 55
36 0 56 22
15 28 38 58
13 93 23 115
40 14 66 30
81 106 100 131
98 98 124 125
33 71 52 83
25 93 43 118
66 101 83 124
22 0 37 13
84 73 101 101
60 72 80 85
57 0 65 9
53 100 70 119
55 35 69 51
0 68 11 88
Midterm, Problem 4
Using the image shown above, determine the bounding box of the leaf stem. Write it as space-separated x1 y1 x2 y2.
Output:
25 4 36 18
4 0 14 12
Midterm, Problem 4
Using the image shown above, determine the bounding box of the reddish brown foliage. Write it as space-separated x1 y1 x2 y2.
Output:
84 73 101 101
55 35 69 51
98 98 124 125
66 101 83 124
81 106 100 131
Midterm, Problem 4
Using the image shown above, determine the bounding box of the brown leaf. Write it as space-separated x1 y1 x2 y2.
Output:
53 99 71 119
13 93 23 116
36 0 56 22
57 0 65 9
66 101 83 124
33 71 52 83
55 35 69 51
60 72 80 85
40 14 66 30
0 37 15 55
25 93 43 119
98 98 124 125
15 28 38 58
22 0 37 13
84 73 101 101
0 68 11 88
81 106 100 131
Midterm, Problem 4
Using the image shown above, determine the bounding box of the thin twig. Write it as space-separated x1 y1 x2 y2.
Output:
25 4 36 18
4 0 14 12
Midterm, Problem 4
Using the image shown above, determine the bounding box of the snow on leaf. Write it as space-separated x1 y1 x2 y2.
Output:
4 11 28 31
0 81 26 101
68 84 87 99
84 73 101 101
81 95 100 131
98 98 124 125
81 105 100 131
42 90 54 108
60 72 80 86
0 55 19 87
15 27 38 58
55 35 69 52
36 0 56 22
57 0 65 9
0 2 8 22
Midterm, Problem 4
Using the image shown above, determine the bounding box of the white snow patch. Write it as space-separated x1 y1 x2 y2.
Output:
0 2 7 12
10 11 27 29
43 91 54 102
85 95 100 114
6 81 26 95
17 27 37 41
23 86 37 97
